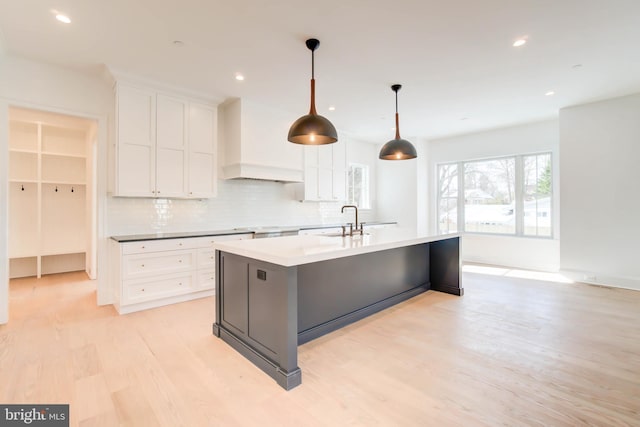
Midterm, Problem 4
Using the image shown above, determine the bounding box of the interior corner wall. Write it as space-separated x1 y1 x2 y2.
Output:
344 134 379 213
376 136 421 229
428 119 560 271
559 93 640 290
0 101 8 323
416 139 429 234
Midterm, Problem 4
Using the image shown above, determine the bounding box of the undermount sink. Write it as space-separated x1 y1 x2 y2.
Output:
322 232 370 238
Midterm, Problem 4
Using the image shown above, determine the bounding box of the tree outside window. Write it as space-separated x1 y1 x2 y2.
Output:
437 152 552 238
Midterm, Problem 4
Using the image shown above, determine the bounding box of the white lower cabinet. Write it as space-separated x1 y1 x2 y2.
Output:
110 233 252 314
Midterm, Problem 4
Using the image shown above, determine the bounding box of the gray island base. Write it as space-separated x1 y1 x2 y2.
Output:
212 231 462 390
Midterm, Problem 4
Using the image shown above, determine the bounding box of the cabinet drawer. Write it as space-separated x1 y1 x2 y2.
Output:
191 233 254 248
122 238 202 254
123 250 195 278
197 268 216 289
197 248 216 268
123 272 193 304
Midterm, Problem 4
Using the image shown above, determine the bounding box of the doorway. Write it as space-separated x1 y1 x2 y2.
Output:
7 107 97 284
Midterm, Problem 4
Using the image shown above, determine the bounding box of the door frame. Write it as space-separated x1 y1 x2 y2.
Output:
1 98 109 324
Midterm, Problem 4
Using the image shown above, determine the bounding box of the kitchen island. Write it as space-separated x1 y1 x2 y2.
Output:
212 228 462 390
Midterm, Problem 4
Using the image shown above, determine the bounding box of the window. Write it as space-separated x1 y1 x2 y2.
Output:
437 152 553 237
464 158 516 234
523 153 552 237
347 163 370 209
437 163 458 233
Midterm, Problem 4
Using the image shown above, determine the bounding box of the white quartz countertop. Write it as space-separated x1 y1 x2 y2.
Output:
213 228 461 267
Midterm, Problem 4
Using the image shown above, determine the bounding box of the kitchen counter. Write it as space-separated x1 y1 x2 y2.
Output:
213 229 462 390
110 221 397 242
213 227 457 267
109 229 248 243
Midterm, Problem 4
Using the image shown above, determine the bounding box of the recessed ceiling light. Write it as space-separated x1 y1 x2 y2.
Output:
328 106 335 111
235 73 245 81
55 14 71 24
545 91 555 96
513 38 527 47
572 64 583 69
172 40 184 47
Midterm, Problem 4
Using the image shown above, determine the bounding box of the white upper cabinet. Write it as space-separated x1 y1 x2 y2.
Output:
116 84 156 196
114 82 217 198
188 103 217 198
156 94 187 198
296 142 347 202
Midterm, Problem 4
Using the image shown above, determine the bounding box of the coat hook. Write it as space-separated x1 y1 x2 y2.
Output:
21 184 25 191
71 187 74 193
55 186 58 192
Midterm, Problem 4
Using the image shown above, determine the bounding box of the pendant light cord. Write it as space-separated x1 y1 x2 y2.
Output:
311 48 315 80
309 45 317 115
395 90 401 140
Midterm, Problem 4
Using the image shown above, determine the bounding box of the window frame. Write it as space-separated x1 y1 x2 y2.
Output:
347 162 371 210
436 151 553 239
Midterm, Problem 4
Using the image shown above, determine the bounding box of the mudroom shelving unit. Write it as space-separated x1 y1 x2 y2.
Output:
8 107 93 279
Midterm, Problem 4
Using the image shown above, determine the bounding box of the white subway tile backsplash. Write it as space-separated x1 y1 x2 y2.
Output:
108 179 377 236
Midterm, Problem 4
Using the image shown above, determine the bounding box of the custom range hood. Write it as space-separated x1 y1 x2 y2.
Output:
219 98 304 182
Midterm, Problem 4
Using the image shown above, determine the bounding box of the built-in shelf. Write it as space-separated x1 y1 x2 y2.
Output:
41 151 86 159
41 180 86 186
8 148 39 154
8 110 92 279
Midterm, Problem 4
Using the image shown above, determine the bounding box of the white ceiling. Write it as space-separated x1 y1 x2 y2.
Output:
1 0 640 142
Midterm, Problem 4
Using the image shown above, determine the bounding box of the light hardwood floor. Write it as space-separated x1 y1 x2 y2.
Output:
1 270 639 426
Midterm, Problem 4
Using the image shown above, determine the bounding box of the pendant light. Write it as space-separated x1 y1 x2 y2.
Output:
288 38 338 145
379 84 417 160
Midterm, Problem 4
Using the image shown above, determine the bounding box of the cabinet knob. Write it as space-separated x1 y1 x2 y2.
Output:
210 256 214 259
141 264 145 267
179 243 183 246
141 245 145 249
178 282 182 286
141 288 145 292
178 259 182 263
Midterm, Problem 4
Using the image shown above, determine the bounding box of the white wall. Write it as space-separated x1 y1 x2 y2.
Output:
344 133 379 213
559 93 640 290
376 136 420 228
0 103 8 323
428 119 560 271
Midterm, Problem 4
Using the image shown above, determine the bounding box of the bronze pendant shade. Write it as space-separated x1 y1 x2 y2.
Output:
379 84 417 160
288 38 338 145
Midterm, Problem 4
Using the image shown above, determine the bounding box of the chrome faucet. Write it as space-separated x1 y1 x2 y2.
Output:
341 205 362 236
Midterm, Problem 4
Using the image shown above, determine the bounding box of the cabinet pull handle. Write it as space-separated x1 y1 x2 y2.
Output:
178 260 182 263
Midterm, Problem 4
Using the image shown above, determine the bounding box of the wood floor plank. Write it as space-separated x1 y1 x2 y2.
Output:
1 269 639 426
